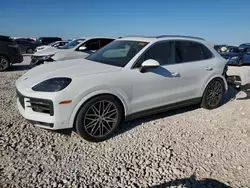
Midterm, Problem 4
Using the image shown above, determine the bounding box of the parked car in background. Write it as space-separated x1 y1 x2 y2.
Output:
14 38 40 54
239 43 250 50
30 37 115 66
36 37 62 45
34 41 69 53
0 35 23 71
16 35 228 142
226 47 250 89
219 46 242 60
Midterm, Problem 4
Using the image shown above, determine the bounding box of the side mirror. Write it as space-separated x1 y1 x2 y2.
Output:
140 59 160 73
78 46 87 51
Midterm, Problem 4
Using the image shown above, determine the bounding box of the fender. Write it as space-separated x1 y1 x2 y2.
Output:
200 75 228 96
68 89 130 127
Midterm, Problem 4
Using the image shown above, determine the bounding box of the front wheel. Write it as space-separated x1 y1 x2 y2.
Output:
75 95 123 142
201 78 224 109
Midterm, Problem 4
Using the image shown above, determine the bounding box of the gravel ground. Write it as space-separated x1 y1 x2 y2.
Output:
1 57 250 188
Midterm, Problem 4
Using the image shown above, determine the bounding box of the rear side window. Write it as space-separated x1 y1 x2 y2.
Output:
200 44 213 59
0 36 15 43
175 41 212 63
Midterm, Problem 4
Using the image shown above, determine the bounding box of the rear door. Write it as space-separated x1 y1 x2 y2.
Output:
167 40 215 101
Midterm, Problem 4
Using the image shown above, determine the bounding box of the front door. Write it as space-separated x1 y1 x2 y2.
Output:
129 41 182 113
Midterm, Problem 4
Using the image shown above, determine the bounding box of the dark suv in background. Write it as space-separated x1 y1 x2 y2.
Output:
14 38 40 54
0 35 23 71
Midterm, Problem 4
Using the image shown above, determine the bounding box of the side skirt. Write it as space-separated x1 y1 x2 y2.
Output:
124 97 201 121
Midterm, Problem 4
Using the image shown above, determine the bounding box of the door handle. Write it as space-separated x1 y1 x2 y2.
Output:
205 67 213 71
171 72 180 77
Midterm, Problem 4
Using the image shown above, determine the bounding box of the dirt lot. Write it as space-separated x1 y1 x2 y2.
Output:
1 57 250 188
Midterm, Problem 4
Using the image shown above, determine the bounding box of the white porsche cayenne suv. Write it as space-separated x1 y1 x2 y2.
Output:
16 35 228 142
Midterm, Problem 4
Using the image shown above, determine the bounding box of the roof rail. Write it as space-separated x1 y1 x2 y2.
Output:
121 35 155 38
156 35 205 40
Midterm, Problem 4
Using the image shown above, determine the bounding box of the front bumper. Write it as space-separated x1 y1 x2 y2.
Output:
16 83 74 130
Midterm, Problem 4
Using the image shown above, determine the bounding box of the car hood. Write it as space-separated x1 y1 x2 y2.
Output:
33 47 65 56
17 59 122 88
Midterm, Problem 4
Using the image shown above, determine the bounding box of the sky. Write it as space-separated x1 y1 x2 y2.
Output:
1 0 250 45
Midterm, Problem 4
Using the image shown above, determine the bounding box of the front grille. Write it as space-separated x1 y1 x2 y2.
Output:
16 89 25 109
27 98 54 116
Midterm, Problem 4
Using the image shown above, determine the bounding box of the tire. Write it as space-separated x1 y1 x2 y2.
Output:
26 48 33 54
201 78 225 110
0 55 10 72
75 95 123 142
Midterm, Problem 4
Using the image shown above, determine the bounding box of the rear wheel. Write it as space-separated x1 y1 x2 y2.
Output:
201 78 224 109
0 55 10 72
75 95 123 142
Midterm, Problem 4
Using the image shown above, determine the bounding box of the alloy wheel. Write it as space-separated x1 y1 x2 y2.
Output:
206 81 223 107
0 57 9 71
83 100 118 137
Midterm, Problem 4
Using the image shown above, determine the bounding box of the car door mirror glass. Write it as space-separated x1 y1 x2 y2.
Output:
141 59 160 67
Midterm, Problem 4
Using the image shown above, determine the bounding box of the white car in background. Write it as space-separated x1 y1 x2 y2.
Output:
16 35 228 142
34 41 69 53
30 37 115 66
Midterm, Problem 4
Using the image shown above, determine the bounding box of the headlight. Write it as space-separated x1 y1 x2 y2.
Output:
32 77 72 92
230 56 240 60
41 54 54 60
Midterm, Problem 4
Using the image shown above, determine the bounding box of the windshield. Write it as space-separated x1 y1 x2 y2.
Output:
60 39 85 49
48 41 59 46
86 40 149 67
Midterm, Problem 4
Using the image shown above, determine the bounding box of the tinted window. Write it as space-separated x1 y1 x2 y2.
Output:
136 41 174 66
0 36 14 43
175 41 203 63
83 39 100 50
17 40 28 44
200 44 213 59
100 39 114 47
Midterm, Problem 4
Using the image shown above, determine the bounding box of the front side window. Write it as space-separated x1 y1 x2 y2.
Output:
80 39 100 51
60 39 85 49
175 41 203 63
86 40 149 67
100 39 114 47
135 41 174 67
